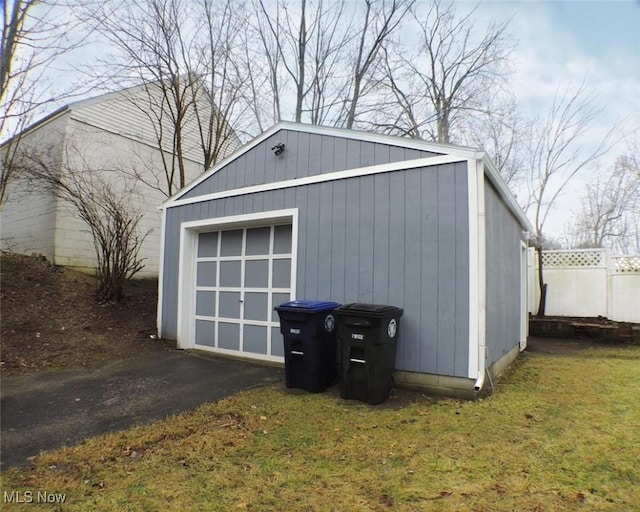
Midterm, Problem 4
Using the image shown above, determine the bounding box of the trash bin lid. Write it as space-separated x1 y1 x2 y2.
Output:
275 300 341 312
335 303 403 318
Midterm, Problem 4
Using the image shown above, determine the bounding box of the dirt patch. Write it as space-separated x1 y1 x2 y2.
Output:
1 252 172 375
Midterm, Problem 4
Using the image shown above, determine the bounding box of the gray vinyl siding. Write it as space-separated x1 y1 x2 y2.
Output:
180 129 440 199
162 162 469 377
484 178 523 366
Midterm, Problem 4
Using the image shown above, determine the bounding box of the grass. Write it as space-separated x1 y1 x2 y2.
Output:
2 344 639 511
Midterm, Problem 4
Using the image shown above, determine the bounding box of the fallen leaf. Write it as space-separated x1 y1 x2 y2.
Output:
379 495 394 507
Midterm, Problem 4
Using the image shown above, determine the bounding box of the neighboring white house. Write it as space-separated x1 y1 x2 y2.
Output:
0 82 240 277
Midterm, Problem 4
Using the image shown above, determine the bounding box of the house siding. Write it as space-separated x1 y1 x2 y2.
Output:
71 85 241 166
0 114 68 261
51 118 206 276
484 177 524 366
0 81 237 277
180 128 440 199
162 161 470 377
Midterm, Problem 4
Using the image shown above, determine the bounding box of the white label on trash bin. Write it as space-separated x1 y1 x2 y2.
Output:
352 333 364 340
324 314 335 332
388 319 397 338
290 328 301 335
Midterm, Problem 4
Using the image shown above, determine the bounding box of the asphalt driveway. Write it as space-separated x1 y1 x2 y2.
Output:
1 350 282 468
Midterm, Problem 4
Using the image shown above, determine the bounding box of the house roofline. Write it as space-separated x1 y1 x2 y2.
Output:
1 76 241 153
480 153 533 232
0 105 70 150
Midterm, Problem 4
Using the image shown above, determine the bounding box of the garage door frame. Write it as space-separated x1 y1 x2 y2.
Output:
176 208 298 360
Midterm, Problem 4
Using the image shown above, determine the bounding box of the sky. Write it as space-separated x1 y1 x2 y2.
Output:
10 0 640 243
473 0 640 239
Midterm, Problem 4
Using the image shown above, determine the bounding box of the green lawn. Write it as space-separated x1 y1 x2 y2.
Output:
2 343 639 511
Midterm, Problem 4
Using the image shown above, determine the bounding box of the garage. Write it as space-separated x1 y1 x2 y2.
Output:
158 122 532 398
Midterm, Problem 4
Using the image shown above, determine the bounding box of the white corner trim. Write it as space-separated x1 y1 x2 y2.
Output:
156 207 167 338
165 154 466 209
176 225 198 349
468 159 487 382
520 240 529 351
164 122 481 206
467 159 480 379
176 209 299 350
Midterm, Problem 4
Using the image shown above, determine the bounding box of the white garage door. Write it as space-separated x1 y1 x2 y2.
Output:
192 224 293 360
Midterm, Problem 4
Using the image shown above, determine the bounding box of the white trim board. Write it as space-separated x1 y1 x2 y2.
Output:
165 154 466 209
481 155 533 232
156 206 168 338
467 158 487 383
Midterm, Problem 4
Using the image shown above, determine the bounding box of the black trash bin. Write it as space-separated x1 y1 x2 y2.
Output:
275 300 341 392
335 303 404 405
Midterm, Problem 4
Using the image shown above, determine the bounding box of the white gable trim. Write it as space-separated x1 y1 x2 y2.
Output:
164 154 466 209
163 122 531 232
481 154 533 232
164 122 480 205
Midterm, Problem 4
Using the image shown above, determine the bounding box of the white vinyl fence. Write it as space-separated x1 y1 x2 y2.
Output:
528 249 640 323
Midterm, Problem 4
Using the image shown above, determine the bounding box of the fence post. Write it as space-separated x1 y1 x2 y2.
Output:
606 249 613 320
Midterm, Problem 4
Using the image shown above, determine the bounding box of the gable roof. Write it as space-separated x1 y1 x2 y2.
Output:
164 122 532 232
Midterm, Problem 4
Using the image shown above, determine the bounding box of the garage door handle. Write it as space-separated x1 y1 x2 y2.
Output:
239 299 244 303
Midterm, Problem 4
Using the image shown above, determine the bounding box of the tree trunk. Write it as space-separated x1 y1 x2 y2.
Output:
535 245 547 317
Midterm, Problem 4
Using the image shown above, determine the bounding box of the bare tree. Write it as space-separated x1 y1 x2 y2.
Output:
1 0 87 204
525 83 615 316
13 145 148 302
252 0 354 125
375 0 512 143
461 95 527 186
566 152 640 253
84 0 244 197
249 0 410 128
342 0 412 129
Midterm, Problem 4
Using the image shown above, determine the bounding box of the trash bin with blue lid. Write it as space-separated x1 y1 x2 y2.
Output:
335 303 404 404
275 300 341 392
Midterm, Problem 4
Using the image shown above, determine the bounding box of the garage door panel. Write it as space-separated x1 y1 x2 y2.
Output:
271 327 284 356
274 225 292 254
195 320 215 346
272 259 291 288
219 261 241 287
272 292 291 321
198 232 219 257
219 292 241 318
245 259 269 288
246 227 270 255
244 325 268 354
221 230 243 256
219 323 240 350
244 292 268 321
195 291 216 316
196 261 217 287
